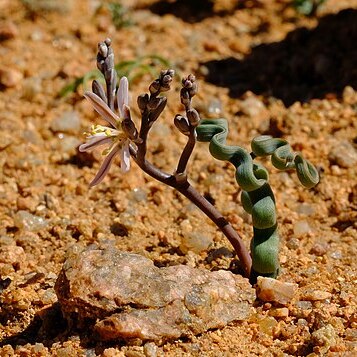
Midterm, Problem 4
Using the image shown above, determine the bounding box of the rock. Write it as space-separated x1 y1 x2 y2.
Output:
286 237 300 250
143 342 158 357
21 0 73 14
311 324 337 354
295 203 315 216
50 111 81 134
309 243 328 256
256 316 278 336
293 220 312 237
13 210 48 232
301 289 332 301
22 77 42 100
207 99 222 117
328 140 357 168
0 67 23 88
268 307 289 318
180 231 213 254
0 245 26 272
57 135 81 153
0 21 18 41
55 246 255 343
256 277 298 305
239 95 266 117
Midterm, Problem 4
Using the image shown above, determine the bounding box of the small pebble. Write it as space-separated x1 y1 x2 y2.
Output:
310 243 328 256
180 231 213 254
311 324 337 353
33 343 48 354
0 21 18 40
297 318 308 326
143 342 158 357
0 235 15 246
39 288 58 305
58 135 81 153
258 316 278 336
256 277 298 305
239 96 266 117
330 251 342 259
287 237 300 250
295 300 312 311
301 289 332 301
30 29 43 41
0 245 26 271
128 188 147 203
293 220 312 237
50 111 81 134
22 77 42 100
328 140 357 168
0 67 23 88
207 99 222 116
295 203 315 216
13 210 48 232
268 307 289 318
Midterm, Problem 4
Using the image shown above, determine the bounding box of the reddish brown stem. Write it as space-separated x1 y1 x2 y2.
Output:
129 145 252 278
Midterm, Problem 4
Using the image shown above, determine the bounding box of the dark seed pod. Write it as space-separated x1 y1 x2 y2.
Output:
174 114 190 136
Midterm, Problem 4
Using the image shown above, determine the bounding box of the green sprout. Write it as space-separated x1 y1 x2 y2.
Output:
108 2 133 29
292 0 326 16
59 55 171 98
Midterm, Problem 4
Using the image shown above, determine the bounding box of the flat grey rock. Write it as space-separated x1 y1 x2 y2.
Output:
55 245 255 343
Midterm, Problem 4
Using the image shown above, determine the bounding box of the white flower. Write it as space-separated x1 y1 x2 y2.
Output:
79 77 131 187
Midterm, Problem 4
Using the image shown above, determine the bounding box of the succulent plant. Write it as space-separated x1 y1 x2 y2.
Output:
80 39 319 281
196 120 319 278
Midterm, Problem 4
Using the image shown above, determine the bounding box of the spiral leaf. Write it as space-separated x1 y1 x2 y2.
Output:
251 135 319 187
197 119 319 279
197 119 280 278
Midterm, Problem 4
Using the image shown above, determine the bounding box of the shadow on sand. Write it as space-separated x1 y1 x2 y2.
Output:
202 9 357 106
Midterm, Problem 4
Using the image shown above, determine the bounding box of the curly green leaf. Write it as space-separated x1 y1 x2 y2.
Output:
251 135 319 188
197 119 279 278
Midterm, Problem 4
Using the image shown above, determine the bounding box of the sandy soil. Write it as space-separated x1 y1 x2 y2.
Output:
0 0 356 355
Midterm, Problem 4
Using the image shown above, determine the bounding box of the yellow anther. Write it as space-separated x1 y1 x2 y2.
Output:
102 148 110 156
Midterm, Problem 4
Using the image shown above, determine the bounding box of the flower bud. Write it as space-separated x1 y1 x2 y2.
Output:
149 97 167 122
149 80 160 94
174 115 190 136
122 118 138 141
98 41 108 58
186 108 200 127
92 80 107 102
180 88 190 106
182 74 198 97
137 93 149 112
147 97 161 111
105 48 115 70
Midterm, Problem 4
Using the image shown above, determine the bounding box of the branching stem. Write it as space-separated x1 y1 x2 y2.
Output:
176 127 196 175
